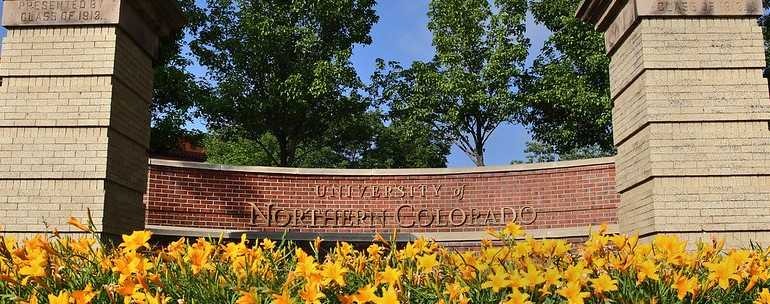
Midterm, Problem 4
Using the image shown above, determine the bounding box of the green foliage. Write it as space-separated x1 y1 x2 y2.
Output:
203 132 280 167
512 141 612 164
358 119 450 169
191 0 379 167
517 0 614 159
370 0 529 167
151 0 210 156
204 117 450 169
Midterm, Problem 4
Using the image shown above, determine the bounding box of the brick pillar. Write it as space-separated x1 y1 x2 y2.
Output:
0 1 183 236
577 0 770 246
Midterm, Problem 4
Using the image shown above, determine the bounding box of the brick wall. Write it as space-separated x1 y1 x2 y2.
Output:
144 159 620 238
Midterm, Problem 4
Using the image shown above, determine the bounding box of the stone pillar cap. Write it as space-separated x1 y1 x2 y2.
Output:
2 0 186 58
576 0 625 31
577 0 764 32
2 0 185 36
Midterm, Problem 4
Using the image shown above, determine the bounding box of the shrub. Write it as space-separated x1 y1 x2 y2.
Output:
2 218 770 304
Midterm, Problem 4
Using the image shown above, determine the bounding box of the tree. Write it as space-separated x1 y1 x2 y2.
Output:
203 114 451 169
202 107 378 168
371 0 529 167
150 0 209 155
357 119 450 168
517 0 613 159
191 0 379 167
203 131 354 168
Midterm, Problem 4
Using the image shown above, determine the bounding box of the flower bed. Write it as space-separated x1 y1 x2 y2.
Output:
2 218 770 304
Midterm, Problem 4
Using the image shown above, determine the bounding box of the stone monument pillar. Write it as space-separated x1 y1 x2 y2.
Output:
577 0 770 246
0 0 183 236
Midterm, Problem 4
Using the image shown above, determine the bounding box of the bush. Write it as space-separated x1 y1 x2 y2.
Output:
2 218 770 304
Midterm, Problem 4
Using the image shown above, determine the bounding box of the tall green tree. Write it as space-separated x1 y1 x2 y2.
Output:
150 0 209 155
191 0 378 167
371 0 529 167
517 0 613 160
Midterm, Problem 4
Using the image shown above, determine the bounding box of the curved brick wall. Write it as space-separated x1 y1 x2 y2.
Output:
145 159 618 240
144 158 620 242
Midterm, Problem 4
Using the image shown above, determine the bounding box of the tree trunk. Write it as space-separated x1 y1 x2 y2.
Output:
472 150 485 167
277 135 290 167
473 127 486 167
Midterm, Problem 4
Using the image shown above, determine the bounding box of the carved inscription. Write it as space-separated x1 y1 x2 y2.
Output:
248 203 538 228
605 0 762 53
314 184 465 200
247 183 538 228
3 0 121 26
638 0 762 16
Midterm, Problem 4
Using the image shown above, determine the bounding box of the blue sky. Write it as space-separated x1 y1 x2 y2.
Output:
349 0 551 167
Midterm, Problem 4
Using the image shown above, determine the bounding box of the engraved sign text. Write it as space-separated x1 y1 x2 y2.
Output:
3 0 121 26
314 184 465 200
248 203 538 228
638 0 762 16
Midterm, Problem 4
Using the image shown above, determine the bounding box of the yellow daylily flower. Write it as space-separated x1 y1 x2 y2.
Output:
635 260 659 284
72 283 97 304
504 289 532 304
522 262 545 288
300 283 325 304
237 291 258 304
321 261 348 287
705 259 741 290
503 222 525 237
672 274 698 300
271 289 291 304
375 286 400 304
755 288 770 304
417 254 438 273
378 266 402 286
67 217 91 232
354 284 378 303
590 273 618 295
47 291 70 304
444 282 469 301
558 281 590 304
119 231 152 252
481 267 511 293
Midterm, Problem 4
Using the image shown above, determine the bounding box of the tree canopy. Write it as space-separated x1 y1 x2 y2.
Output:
370 0 529 167
190 0 378 167
153 0 770 167
150 0 209 157
516 0 613 161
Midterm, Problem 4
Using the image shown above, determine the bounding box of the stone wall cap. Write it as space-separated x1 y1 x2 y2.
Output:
148 157 616 177
147 224 619 242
